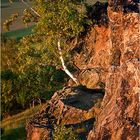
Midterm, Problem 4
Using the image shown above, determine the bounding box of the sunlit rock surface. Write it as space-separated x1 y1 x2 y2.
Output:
26 1 139 139
88 1 139 140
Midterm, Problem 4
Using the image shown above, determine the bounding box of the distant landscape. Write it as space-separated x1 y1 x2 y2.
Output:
1 0 107 38
1 0 107 32
1 0 34 33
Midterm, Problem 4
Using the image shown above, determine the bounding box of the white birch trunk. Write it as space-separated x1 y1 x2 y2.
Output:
57 40 79 85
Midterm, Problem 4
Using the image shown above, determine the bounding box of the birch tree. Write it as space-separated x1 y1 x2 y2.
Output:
19 0 87 85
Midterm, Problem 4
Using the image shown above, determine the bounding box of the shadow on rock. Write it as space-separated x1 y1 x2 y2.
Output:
61 86 104 110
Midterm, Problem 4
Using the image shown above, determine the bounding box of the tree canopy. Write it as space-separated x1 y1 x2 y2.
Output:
20 0 87 66
1 0 90 116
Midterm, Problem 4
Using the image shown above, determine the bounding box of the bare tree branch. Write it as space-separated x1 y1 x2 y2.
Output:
21 0 41 17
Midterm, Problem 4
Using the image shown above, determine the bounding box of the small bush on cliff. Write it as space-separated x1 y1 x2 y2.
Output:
54 125 78 140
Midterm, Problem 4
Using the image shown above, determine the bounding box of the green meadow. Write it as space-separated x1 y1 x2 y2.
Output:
1 105 44 140
2 26 34 40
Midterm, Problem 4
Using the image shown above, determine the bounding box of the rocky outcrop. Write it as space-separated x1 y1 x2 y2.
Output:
26 1 139 139
69 25 111 88
26 86 104 140
65 2 110 89
87 0 139 139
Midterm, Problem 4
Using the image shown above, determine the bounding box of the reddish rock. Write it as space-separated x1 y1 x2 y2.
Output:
27 126 51 140
26 1 139 139
26 86 104 140
69 25 111 88
88 2 139 140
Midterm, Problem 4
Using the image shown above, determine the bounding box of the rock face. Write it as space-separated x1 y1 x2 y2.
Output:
68 1 110 88
26 86 104 140
70 25 111 88
87 1 139 140
26 1 139 139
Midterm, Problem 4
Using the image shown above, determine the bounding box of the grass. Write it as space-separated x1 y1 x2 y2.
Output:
1 104 45 140
2 26 34 40
1 127 26 140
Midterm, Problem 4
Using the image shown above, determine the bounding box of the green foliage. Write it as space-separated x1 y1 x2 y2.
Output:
29 0 87 67
1 69 22 116
16 41 68 107
1 0 89 116
1 38 20 116
1 38 67 116
1 65 67 115
22 9 38 27
34 0 86 38
16 65 67 108
1 127 26 140
1 37 18 71
53 125 78 140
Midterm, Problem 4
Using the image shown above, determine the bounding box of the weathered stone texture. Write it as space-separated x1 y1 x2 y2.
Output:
26 1 139 139
88 5 139 140
26 87 104 140
70 25 111 88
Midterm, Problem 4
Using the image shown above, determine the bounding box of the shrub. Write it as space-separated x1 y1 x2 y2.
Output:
53 125 78 140
1 38 67 116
